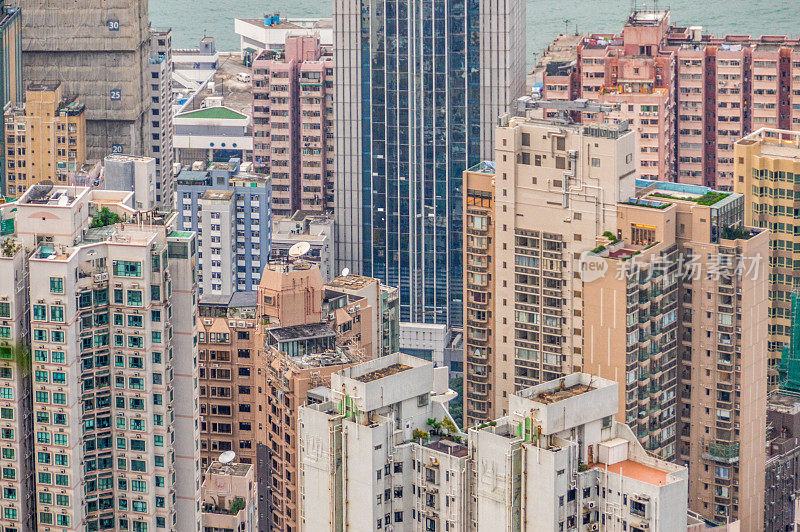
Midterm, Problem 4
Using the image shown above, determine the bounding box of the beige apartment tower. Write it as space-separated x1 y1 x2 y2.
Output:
463 115 636 425
4 82 86 198
468 110 769 528
735 128 800 384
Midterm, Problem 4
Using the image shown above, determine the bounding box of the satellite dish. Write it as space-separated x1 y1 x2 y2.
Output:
341 267 350 277
219 451 236 465
288 241 311 258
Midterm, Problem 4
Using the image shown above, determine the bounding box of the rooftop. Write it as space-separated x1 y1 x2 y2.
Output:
528 382 595 404
281 347 357 369
424 439 469 458
201 189 235 201
175 106 248 121
354 363 412 383
326 274 377 291
206 461 251 477
27 81 61 92
19 184 82 207
268 322 336 343
466 161 496 174
593 459 669 486
240 17 332 31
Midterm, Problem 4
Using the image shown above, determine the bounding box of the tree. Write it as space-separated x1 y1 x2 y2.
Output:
91 207 121 228
448 376 463 426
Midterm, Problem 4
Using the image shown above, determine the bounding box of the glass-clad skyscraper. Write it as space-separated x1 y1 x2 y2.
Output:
334 0 525 325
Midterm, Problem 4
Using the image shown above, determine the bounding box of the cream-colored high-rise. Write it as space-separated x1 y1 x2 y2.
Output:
735 128 800 384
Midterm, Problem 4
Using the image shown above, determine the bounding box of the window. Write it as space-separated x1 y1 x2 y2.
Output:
50 277 64 293
33 304 46 321
127 290 143 306
114 260 142 277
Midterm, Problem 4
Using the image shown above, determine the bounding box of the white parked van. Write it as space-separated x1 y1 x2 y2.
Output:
236 72 251 83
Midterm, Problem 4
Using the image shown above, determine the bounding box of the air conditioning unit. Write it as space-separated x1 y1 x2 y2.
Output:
94 272 109 282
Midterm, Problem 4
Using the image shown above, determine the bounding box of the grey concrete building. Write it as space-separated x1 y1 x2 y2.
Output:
21 0 150 160
148 28 175 208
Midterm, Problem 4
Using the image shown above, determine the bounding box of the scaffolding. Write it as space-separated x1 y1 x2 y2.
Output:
778 291 800 395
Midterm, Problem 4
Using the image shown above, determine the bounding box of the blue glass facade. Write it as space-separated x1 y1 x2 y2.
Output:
358 0 481 326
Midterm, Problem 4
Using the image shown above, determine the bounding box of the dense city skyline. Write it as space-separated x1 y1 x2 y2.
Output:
0 1 797 531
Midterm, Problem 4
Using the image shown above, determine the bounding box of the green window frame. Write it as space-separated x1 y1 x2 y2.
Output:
50 277 64 293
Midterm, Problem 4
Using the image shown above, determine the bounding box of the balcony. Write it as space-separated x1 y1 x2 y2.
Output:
703 442 739 464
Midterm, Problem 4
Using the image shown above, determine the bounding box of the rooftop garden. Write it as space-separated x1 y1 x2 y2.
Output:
620 199 671 210
721 225 756 240
649 190 730 206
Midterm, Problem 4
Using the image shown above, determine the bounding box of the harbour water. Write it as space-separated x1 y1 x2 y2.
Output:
150 0 797 66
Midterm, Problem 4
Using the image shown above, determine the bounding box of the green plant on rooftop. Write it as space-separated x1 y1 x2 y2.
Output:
228 497 246 515
1 238 20 257
591 245 606 254
91 207 121 228
721 225 753 240
412 429 429 442
602 230 618 242
650 191 729 206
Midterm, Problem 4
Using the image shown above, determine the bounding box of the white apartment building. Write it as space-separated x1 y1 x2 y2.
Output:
0 216 34 531
470 373 687 531
300 358 687 532
0 183 202 531
299 353 462 532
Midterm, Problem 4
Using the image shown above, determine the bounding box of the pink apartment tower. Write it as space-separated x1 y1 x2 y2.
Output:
252 35 334 216
543 9 800 191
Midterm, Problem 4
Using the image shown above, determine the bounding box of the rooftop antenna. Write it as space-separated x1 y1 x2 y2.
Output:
563 19 570 36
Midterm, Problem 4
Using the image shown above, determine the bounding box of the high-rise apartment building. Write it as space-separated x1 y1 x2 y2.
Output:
21 0 150 160
252 35 334 216
334 0 527 326
197 292 263 472
254 259 402 531
4 82 86 198
1 184 202 531
148 29 176 208
734 128 800 381
300 366 688 532
176 159 272 298
543 9 800 190
463 115 637 426
0 1 22 196
471 108 769 527
582 218 680 462
0 210 34 532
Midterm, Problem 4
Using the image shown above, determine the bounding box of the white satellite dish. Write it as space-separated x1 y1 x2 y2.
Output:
219 450 236 465
288 241 311 258
341 267 350 277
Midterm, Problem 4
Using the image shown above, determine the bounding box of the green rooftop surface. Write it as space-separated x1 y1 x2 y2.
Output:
175 107 247 120
169 231 194 239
